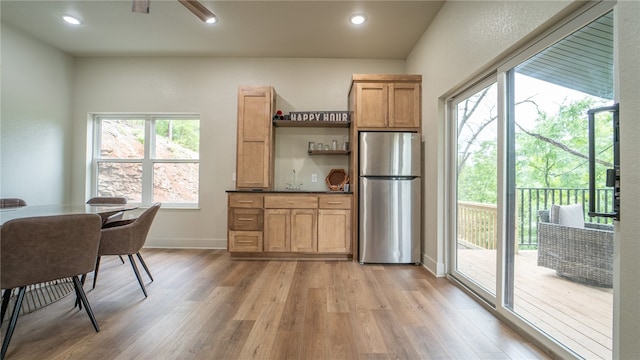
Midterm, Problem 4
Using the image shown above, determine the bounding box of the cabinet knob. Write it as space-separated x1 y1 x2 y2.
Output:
327 201 342 204
238 200 254 203
238 217 254 221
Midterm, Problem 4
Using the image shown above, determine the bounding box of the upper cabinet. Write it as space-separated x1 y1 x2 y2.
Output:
236 86 275 189
349 74 422 130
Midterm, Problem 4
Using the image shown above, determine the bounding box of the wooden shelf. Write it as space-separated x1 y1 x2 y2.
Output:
273 120 350 128
308 150 350 155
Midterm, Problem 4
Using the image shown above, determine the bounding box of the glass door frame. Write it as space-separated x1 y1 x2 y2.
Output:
447 74 501 307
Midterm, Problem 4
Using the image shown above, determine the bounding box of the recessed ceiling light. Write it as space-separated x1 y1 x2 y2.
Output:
349 14 367 25
62 15 82 25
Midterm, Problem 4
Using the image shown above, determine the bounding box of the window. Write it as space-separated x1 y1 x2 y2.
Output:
92 115 200 207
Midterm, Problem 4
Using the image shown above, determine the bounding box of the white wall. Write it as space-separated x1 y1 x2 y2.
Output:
0 24 76 205
72 58 404 248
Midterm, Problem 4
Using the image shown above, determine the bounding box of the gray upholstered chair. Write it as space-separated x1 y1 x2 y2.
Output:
1 214 103 359
86 196 129 264
0 198 27 208
91 203 161 297
86 197 127 205
86 196 128 224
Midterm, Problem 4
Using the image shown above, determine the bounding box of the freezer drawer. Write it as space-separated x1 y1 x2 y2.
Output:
359 177 420 263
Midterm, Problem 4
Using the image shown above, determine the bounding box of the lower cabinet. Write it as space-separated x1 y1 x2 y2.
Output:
228 231 263 252
228 193 264 252
318 209 351 253
264 195 318 253
228 192 351 257
264 208 317 252
318 195 352 253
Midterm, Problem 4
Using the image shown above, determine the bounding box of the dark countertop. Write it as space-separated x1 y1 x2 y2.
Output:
226 189 352 194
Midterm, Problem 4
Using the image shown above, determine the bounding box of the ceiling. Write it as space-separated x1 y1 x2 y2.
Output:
0 0 445 59
517 11 613 100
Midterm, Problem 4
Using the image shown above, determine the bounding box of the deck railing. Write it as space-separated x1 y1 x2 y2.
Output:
458 187 614 250
457 201 497 250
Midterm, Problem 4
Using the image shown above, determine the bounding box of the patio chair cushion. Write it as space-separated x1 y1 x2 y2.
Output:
550 203 585 229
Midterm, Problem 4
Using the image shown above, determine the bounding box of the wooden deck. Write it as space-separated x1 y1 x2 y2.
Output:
457 249 613 359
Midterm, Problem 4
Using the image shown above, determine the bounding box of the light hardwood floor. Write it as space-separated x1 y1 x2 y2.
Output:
1 249 549 359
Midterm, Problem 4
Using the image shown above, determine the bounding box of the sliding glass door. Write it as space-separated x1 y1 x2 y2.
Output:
449 7 615 359
451 79 498 302
504 11 615 358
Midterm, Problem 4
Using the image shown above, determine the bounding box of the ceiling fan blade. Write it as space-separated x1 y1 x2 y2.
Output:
132 0 150 14
178 0 217 23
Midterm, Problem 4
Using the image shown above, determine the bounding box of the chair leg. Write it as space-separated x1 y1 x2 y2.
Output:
71 276 100 333
136 252 153 282
75 275 87 309
118 255 125 264
1 287 26 360
1 289 12 323
92 256 102 290
128 254 148 298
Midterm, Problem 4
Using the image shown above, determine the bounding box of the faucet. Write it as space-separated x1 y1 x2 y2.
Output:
285 169 303 190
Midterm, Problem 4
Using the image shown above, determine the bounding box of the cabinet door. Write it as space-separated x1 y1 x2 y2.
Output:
317 209 351 253
264 209 290 252
356 82 388 128
291 209 317 253
237 87 273 189
388 82 421 129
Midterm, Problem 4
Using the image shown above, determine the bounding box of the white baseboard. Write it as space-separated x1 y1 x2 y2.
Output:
422 252 446 277
144 237 227 249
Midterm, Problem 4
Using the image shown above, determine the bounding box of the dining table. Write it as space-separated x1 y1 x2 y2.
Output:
0 203 139 226
0 203 139 316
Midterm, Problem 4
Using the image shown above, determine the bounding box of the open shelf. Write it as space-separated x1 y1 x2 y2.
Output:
273 120 350 128
308 150 350 155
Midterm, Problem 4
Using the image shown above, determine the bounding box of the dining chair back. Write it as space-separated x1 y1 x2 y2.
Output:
86 197 127 205
86 196 128 227
0 198 27 208
1 214 103 359
92 203 161 297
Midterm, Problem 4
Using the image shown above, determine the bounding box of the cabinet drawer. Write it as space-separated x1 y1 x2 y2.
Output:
229 208 263 231
319 195 352 209
265 195 318 209
229 193 264 208
229 231 263 252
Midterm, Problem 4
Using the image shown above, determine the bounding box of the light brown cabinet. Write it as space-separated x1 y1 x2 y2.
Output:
317 195 352 253
236 86 275 189
228 193 264 252
349 75 421 130
264 195 318 253
229 193 352 257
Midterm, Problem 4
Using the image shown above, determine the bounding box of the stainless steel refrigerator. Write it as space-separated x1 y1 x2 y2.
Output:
359 132 421 264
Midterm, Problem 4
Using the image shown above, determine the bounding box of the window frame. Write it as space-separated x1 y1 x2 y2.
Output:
91 114 200 208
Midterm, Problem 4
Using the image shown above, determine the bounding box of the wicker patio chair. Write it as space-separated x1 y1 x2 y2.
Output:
536 209 614 288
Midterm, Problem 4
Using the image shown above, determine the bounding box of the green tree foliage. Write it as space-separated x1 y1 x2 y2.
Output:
156 119 200 152
458 97 613 204
515 98 612 189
